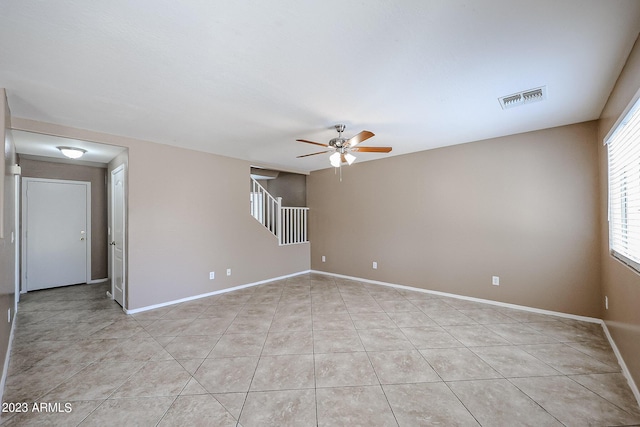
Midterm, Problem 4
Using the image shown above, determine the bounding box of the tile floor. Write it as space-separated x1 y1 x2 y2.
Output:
2 273 640 426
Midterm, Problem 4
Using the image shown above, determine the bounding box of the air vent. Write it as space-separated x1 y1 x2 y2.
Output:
499 86 547 110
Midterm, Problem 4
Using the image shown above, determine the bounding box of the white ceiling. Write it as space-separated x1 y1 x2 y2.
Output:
12 130 126 167
1 0 639 173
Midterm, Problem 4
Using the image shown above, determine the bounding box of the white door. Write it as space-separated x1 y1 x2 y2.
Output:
22 178 91 291
111 165 126 307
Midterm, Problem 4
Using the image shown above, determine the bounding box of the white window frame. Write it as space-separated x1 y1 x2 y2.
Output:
606 88 640 273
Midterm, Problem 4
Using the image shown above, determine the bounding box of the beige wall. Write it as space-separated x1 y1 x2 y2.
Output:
0 89 17 382
598 34 640 388
19 158 108 280
11 118 310 310
264 172 307 207
309 121 601 317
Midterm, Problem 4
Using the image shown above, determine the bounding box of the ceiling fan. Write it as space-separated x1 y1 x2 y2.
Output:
296 124 392 167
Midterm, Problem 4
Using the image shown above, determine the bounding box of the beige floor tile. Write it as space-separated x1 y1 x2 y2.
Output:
312 302 349 315
420 348 501 381
458 308 520 324
316 386 397 427
250 354 315 391
269 314 312 331
213 392 247 419
400 326 463 349
99 336 171 362
111 359 191 398
377 299 419 313
273 303 312 318
194 357 259 393
208 333 266 358
527 320 601 343
90 319 147 339
3 362 88 402
351 313 397 329
569 373 640 417
36 338 120 366
387 311 438 328
262 330 313 355
42 361 145 401
520 343 620 375
79 396 174 426
411 298 455 312
565 339 621 368
239 389 316 427
180 377 209 395
313 329 364 353
178 317 233 335
226 315 272 334
163 335 220 359
470 345 560 377
425 309 477 326
442 324 511 346
449 379 563 426
383 382 479 426
511 376 640 426
158 394 237 426
175 358 205 375
357 328 414 351
143 318 194 337
368 350 440 384
312 313 355 331
7 274 636 427
315 352 378 388
484 322 559 345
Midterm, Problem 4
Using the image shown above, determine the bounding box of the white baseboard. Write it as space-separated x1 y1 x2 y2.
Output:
124 270 311 314
311 270 601 323
601 322 640 409
87 278 109 284
0 318 17 415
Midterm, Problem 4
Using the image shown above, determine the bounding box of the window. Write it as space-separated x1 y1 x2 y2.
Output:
607 94 640 271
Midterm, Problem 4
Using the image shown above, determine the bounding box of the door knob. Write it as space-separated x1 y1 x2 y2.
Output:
110 241 116 246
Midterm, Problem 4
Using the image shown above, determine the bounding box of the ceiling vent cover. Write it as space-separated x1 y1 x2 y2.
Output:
499 86 546 110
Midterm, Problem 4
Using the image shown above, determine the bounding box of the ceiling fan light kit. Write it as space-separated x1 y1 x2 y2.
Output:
296 124 392 171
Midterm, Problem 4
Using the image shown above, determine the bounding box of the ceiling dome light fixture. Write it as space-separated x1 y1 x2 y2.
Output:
57 146 87 159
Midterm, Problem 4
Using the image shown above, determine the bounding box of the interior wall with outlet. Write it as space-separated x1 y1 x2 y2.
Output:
0 89 17 380
19 157 108 280
597 33 640 390
308 121 601 317
12 118 310 310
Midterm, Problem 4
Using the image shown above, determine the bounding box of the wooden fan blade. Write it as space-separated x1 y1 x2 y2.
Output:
351 146 392 153
297 150 331 158
346 130 374 148
296 139 329 147
341 154 346 164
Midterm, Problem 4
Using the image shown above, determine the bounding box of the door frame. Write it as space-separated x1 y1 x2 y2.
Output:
110 164 126 308
21 177 92 292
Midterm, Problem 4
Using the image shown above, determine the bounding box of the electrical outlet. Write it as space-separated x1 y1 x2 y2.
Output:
227 268 231 276
209 272 215 280
605 296 609 310
372 261 378 269
492 276 500 286
322 256 326 263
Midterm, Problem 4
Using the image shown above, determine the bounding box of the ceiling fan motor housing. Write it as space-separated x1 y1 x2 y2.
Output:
329 138 348 149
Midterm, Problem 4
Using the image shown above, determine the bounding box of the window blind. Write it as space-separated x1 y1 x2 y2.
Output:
608 96 640 271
